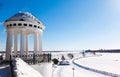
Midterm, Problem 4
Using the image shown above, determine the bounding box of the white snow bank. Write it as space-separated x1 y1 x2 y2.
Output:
31 63 52 77
13 58 43 77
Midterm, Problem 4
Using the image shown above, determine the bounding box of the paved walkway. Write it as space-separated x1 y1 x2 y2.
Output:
0 64 10 77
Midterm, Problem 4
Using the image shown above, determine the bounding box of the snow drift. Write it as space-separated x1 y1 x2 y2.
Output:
12 58 43 77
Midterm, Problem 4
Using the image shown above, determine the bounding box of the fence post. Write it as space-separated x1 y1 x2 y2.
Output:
43 53 45 62
10 55 14 77
49 53 51 62
48 53 51 62
33 53 36 64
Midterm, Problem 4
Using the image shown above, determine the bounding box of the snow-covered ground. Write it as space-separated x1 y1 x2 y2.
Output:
31 63 52 77
53 65 107 77
13 58 43 77
51 53 96 77
52 52 120 77
1 52 120 77
74 53 120 75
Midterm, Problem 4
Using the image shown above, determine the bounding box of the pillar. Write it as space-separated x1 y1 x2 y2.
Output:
39 32 42 53
20 29 25 55
14 34 18 55
6 29 13 60
26 35 28 56
34 31 38 54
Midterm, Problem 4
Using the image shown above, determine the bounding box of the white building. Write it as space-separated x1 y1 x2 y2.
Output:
4 12 45 60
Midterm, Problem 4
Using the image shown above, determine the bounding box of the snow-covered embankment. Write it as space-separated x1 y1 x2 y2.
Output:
12 58 43 77
73 53 120 77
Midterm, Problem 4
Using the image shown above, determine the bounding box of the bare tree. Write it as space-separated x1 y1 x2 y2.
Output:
67 53 74 59
61 55 65 60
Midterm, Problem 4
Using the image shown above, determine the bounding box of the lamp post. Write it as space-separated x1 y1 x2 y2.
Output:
52 64 54 77
72 67 75 77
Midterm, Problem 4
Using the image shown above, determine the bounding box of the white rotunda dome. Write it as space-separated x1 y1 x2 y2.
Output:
4 12 45 31
5 12 41 24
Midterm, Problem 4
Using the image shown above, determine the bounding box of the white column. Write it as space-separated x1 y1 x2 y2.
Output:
39 32 42 53
34 31 38 54
20 29 25 55
26 35 28 55
6 29 13 60
14 34 18 55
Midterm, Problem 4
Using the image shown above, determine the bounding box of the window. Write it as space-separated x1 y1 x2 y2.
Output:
20 19 25 21
13 23 16 26
29 24 32 27
40 27 42 29
37 21 40 24
7 25 9 27
5 20 8 22
10 24 12 26
24 24 27 26
18 23 22 26
34 25 37 28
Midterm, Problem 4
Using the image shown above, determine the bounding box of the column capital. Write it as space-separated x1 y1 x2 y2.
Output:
39 29 43 32
7 29 14 33
34 30 38 33
38 31 42 35
21 29 26 32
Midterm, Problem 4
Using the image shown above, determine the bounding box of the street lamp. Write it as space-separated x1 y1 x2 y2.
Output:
72 67 75 77
52 64 54 77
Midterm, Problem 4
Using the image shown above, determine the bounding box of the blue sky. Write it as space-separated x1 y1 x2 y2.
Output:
0 0 120 51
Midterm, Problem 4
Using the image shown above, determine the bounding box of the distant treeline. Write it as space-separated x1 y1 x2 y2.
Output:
85 49 120 53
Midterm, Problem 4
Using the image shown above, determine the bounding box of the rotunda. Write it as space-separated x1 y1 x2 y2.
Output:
4 12 45 60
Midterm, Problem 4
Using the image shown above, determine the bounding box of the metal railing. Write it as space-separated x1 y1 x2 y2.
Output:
10 53 51 63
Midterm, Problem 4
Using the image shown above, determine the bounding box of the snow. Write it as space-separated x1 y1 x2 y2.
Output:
74 53 120 75
13 58 43 77
52 54 104 77
31 63 52 77
53 64 106 77
51 52 120 77
1 52 120 77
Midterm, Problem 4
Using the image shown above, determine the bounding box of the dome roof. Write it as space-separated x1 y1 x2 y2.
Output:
5 12 41 24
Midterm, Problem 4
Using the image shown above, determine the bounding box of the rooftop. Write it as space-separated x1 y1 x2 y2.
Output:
5 12 41 24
